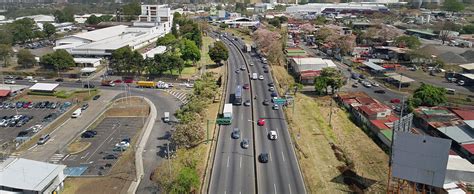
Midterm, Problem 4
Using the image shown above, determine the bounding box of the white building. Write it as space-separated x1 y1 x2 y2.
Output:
223 17 259 28
286 3 389 15
54 4 173 57
16 14 55 23
138 4 172 24
0 158 66 193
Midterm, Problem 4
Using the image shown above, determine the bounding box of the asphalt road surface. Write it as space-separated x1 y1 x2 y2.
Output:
241 44 306 194
208 34 255 194
210 32 306 194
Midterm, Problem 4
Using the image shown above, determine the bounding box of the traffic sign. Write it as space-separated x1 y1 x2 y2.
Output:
216 118 231 125
273 98 287 105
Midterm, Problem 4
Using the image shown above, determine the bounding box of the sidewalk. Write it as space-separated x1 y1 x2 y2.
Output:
21 89 122 162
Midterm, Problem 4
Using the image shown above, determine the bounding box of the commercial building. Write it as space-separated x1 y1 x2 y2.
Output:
29 83 59 93
286 3 389 15
459 63 474 73
54 4 173 58
0 158 66 193
288 57 336 84
222 17 259 28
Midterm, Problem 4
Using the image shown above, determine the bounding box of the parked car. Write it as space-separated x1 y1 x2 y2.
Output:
244 100 251 106
263 99 270 106
55 78 64 82
93 95 101 100
352 83 359 88
374 90 386 94
5 80 15 84
272 104 279 110
84 84 95 88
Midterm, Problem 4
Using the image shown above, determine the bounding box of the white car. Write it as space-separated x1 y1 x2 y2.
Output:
272 104 279 110
250 63 254 66
268 130 278 140
259 75 264 80
240 66 246 70
372 82 379 87
5 80 15 84
28 79 38 83
115 141 130 149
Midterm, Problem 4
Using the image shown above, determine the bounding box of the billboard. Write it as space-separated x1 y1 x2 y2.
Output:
391 132 451 187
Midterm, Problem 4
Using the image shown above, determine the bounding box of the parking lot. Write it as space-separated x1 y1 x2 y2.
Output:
62 117 143 176
0 101 72 151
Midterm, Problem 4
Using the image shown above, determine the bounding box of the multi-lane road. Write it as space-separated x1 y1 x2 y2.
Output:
209 33 255 194
209 32 306 194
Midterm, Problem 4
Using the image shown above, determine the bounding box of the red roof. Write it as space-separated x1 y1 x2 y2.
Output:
0 90 10 97
461 143 474 155
300 70 321 78
370 114 399 130
451 109 474 120
356 97 378 105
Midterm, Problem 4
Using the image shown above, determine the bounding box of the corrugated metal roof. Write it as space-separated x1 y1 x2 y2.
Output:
0 89 10 97
363 61 385 71
437 125 474 144
459 63 474 70
451 109 474 120
29 83 59 91
0 158 66 191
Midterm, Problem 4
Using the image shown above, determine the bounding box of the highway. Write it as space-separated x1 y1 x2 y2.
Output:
208 31 306 194
208 34 255 193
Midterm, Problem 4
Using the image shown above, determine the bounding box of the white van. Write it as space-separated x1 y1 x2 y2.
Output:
446 88 456 94
252 73 258 80
164 112 170 123
71 108 82 118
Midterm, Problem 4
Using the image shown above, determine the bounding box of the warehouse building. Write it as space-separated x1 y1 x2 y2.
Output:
286 3 389 15
0 158 66 193
54 4 173 57
289 57 337 84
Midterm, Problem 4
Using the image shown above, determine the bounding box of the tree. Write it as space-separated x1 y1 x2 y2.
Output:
462 24 474 34
0 44 12 67
439 30 455 45
156 33 177 47
395 35 421 49
53 10 74 23
314 76 328 95
8 18 38 43
181 38 201 65
443 0 465 12
42 22 56 39
208 41 229 65
268 18 281 28
16 49 36 68
152 162 176 193
0 29 13 45
172 167 200 193
319 68 344 94
40 49 74 71
85 15 101 25
315 27 335 44
171 122 205 148
122 1 141 21
333 35 356 56
219 23 228 29
412 83 447 107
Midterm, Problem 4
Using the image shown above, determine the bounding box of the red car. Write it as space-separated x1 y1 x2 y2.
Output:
124 79 134 83
243 83 250 89
257 118 265 126
390 98 401 103
113 79 123 83
22 102 30 108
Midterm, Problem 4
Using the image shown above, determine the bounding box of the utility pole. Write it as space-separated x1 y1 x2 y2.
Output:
328 99 333 127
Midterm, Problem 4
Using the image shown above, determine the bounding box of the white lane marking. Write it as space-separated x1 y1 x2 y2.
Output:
240 156 242 168
282 151 285 162
81 152 90 159
289 184 292 194
62 154 70 161
274 183 277 194
270 152 272 162
108 137 114 143
224 191 226 194
227 156 230 168
28 144 38 150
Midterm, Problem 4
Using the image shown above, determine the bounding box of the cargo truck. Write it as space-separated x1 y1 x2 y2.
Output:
245 44 251 52
137 81 156 88
101 80 115 87
223 103 233 119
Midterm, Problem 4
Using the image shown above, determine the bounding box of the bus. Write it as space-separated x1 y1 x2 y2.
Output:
234 85 242 105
